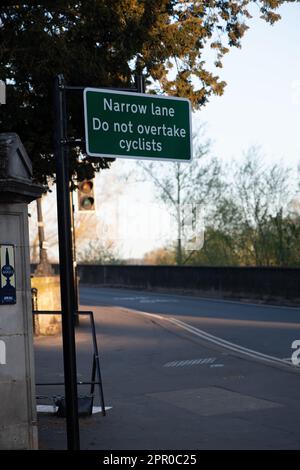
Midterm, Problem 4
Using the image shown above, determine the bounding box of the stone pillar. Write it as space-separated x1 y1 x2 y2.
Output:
0 133 44 449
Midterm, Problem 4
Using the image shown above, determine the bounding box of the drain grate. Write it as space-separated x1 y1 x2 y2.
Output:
164 357 217 367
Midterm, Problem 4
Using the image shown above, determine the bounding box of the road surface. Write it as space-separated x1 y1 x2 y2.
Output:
35 286 300 449
80 286 300 363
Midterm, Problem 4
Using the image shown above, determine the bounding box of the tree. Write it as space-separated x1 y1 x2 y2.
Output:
77 240 123 265
153 147 300 267
265 209 300 266
143 246 176 265
28 165 127 263
207 147 296 266
231 148 293 265
0 1 294 183
137 131 223 264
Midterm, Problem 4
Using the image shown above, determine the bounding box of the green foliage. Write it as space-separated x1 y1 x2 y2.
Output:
189 149 300 267
143 147 300 267
0 1 294 183
188 213 300 267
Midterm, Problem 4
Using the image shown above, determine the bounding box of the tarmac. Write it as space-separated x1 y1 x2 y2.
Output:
35 304 300 450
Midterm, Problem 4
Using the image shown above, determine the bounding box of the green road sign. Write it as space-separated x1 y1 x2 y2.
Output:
83 88 192 162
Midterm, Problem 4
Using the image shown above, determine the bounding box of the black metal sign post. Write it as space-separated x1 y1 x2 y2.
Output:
53 74 80 450
53 73 145 451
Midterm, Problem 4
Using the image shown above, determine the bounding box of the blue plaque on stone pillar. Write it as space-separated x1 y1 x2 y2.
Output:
0 244 16 305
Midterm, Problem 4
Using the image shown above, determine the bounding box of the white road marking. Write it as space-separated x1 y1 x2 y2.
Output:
121 307 165 321
282 357 292 363
109 291 300 311
37 405 112 414
114 296 178 304
167 317 300 370
140 299 178 304
164 357 217 367
120 307 300 371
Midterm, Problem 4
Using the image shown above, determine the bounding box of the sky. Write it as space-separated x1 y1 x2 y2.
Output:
30 2 300 261
196 2 300 167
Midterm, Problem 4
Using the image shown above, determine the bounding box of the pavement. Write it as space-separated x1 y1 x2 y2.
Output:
35 287 300 450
